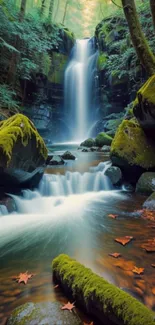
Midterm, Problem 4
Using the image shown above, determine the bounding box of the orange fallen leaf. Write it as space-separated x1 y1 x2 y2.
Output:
54 284 59 289
61 302 75 312
141 238 155 252
12 271 35 285
83 323 94 325
108 214 118 219
109 253 121 258
152 288 155 295
115 236 133 246
132 266 144 275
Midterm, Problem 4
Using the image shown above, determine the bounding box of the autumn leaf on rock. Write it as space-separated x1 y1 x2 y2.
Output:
108 214 118 219
115 236 133 246
132 266 144 275
83 322 94 325
109 253 121 258
61 302 75 312
12 271 35 284
151 264 155 268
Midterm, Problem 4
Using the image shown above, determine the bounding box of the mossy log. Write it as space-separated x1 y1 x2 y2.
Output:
52 254 155 325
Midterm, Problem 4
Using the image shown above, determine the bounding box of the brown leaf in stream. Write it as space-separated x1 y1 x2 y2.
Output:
12 271 35 285
141 238 155 252
109 253 121 258
61 302 75 312
108 214 118 219
132 266 144 275
113 258 135 271
152 288 155 295
115 236 133 246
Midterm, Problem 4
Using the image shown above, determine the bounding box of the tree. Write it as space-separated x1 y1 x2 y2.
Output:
150 0 155 32
19 0 27 22
121 0 155 76
41 0 46 17
48 0 55 22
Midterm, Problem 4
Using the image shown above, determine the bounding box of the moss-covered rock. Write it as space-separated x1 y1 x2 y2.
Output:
133 75 155 136
0 113 47 188
7 301 82 325
110 119 155 182
95 132 112 147
80 138 95 148
136 172 155 194
52 254 155 325
143 191 155 210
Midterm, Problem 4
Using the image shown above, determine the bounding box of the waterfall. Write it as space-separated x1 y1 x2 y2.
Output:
64 39 98 141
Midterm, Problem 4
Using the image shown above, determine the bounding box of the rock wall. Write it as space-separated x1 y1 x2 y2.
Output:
23 27 75 143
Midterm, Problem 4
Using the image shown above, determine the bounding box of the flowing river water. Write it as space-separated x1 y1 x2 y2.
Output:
0 144 155 324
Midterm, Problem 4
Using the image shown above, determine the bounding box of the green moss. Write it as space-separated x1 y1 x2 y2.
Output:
0 113 48 165
80 138 95 148
134 75 155 107
95 132 112 147
52 254 155 325
48 52 68 84
97 53 107 71
111 119 155 169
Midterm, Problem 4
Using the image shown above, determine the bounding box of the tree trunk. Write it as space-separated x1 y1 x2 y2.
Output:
121 0 155 76
41 0 46 17
48 0 54 22
19 0 27 22
62 0 69 25
150 0 155 32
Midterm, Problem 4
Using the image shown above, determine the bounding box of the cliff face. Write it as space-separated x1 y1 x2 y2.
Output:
23 27 75 143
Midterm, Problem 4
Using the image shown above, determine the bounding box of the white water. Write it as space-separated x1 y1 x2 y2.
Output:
0 162 126 256
64 39 98 141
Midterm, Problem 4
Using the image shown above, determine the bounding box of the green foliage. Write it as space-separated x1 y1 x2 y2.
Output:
0 0 62 110
0 85 19 112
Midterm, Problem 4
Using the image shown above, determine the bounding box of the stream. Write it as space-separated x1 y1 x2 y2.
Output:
0 144 155 323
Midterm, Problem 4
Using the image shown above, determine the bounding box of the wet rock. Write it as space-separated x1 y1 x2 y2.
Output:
143 192 155 210
136 172 155 194
0 114 47 189
61 151 76 160
111 119 155 183
49 155 65 165
7 301 82 325
90 146 99 152
101 145 111 152
80 138 95 147
81 148 91 152
105 166 122 185
95 132 112 147
46 154 53 165
133 75 155 138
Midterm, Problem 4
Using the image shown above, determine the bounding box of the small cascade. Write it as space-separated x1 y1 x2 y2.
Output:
64 39 98 141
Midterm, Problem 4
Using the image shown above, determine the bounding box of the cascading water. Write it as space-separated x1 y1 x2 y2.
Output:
64 39 98 141
0 161 126 257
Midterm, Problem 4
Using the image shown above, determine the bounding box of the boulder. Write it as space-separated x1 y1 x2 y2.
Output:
80 138 95 147
90 146 99 152
101 145 111 152
110 119 155 182
95 132 112 147
105 166 122 185
136 172 155 194
0 113 47 188
143 192 155 210
133 75 155 137
81 148 91 152
49 155 65 165
61 151 76 160
7 301 82 325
